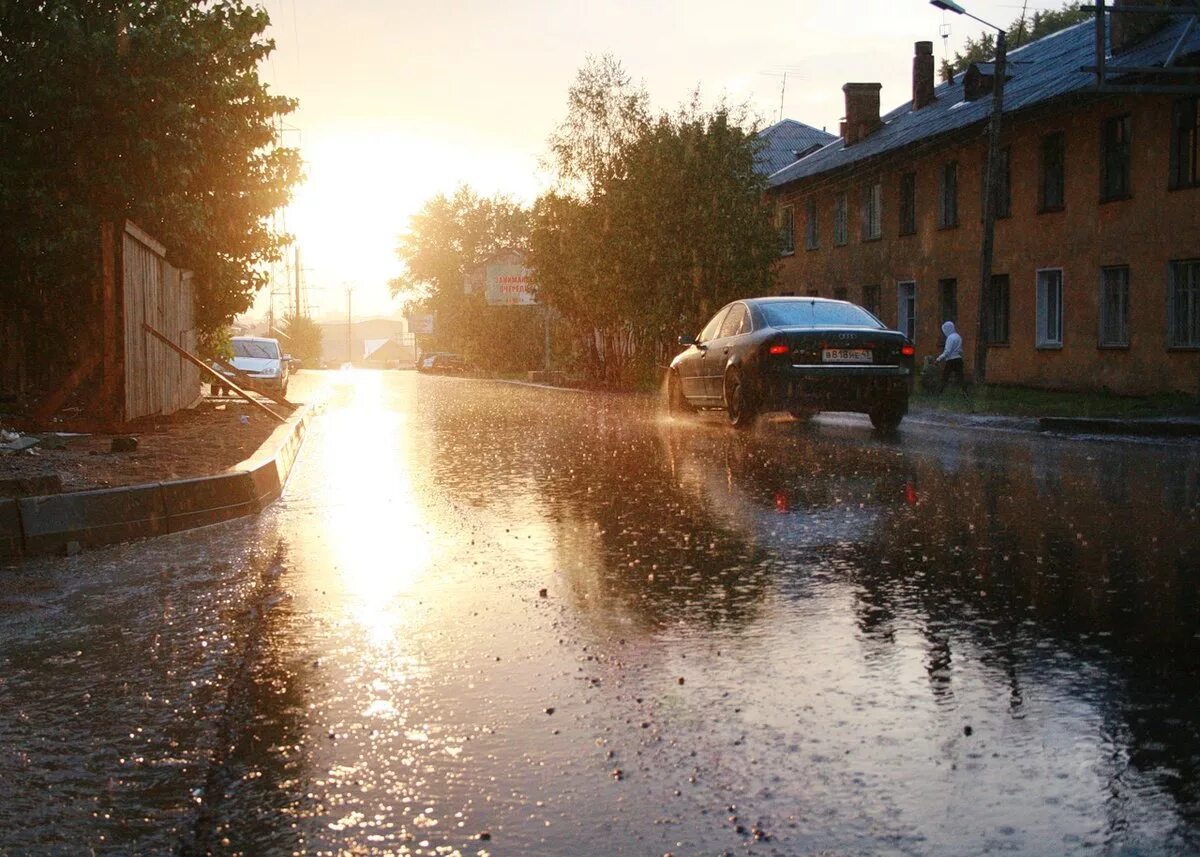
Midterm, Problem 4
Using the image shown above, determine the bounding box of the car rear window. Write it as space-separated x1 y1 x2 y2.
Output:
758 301 882 329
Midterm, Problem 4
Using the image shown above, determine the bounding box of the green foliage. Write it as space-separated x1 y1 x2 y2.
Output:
938 1 1090 82
545 54 651 198
0 0 301 382
390 187 539 372
280 313 323 365
530 58 777 385
392 56 778 386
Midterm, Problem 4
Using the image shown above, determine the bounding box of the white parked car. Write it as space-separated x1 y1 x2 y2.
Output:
211 336 290 396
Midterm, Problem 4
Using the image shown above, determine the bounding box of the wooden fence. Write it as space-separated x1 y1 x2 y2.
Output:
119 222 199 421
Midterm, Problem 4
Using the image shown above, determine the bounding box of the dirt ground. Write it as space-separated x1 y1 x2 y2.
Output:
0 396 282 494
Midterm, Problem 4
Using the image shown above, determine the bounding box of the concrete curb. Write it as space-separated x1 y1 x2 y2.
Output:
1038 416 1200 437
1 404 312 559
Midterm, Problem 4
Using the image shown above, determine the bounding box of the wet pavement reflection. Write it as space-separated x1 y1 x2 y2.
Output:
1 370 1198 856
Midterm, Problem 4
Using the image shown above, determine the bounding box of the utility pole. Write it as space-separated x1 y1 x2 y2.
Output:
931 0 1006 387
294 246 302 319
345 286 354 366
976 30 1006 387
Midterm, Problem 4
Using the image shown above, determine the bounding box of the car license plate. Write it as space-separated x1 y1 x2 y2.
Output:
822 348 872 363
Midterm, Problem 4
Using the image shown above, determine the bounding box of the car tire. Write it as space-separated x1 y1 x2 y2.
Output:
667 371 693 414
724 369 757 430
868 395 907 432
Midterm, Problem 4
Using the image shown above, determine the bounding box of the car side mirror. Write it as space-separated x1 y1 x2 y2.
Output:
678 334 697 346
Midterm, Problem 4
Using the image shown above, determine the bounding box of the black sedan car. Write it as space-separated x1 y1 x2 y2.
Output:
668 297 915 430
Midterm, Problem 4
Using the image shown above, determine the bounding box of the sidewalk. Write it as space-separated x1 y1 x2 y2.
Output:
1 401 312 560
907 402 1200 439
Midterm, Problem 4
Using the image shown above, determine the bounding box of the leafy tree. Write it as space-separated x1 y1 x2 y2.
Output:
939 1 1090 82
0 0 301 382
390 187 540 372
544 53 650 199
530 61 777 386
280 312 322 366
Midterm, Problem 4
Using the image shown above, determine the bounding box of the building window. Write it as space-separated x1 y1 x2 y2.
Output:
1170 96 1199 190
1169 259 1200 348
862 182 882 241
1099 266 1130 348
778 205 795 255
981 145 1011 218
833 193 848 246
1040 131 1066 211
897 281 916 341
939 161 958 227
805 199 820 250
1101 115 1132 201
899 172 916 235
1036 268 1064 348
937 278 957 328
988 274 1010 345
862 284 881 317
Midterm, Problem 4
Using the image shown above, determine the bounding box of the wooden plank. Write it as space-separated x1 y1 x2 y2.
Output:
100 222 121 418
142 323 286 423
210 355 298 411
123 219 167 257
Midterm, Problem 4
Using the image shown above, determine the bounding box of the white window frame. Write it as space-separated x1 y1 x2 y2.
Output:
833 193 848 246
1169 259 1200 348
862 182 882 241
1036 268 1064 348
1099 265 1129 348
897 281 916 342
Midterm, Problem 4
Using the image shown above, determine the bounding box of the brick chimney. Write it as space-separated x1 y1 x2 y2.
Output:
1111 0 1173 55
913 41 936 110
842 82 882 145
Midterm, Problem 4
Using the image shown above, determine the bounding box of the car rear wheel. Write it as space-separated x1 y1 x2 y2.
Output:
667 371 693 414
868 395 907 432
725 369 757 429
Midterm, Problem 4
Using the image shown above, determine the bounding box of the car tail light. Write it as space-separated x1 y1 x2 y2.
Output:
768 343 790 356
901 344 915 357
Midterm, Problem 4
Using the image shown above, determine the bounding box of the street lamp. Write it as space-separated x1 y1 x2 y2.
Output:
931 0 1006 387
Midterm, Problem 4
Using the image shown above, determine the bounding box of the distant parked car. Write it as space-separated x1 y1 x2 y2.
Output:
211 336 291 396
667 297 915 431
417 353 468 375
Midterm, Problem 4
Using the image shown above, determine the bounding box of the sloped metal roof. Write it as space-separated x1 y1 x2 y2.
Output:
756 119 838 176
767 15 1200 189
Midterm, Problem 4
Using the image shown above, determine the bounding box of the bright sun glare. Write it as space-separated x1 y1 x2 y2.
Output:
269 128 542 320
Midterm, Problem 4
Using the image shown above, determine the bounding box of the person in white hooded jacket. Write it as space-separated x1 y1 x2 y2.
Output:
935 321 967 393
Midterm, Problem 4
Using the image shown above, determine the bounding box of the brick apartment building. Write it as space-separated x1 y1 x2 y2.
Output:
767 6 1200 395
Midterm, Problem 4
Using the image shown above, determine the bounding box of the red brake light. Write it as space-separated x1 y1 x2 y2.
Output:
901 344 915 357
768 343 790 356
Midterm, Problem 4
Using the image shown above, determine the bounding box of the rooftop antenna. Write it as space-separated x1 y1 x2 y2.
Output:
779 71 787 122
1014 0 1029 48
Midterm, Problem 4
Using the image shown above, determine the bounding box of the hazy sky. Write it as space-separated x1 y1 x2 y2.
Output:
254 0 1038 321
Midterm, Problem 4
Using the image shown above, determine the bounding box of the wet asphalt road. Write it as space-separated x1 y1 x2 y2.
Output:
1 370 1199 856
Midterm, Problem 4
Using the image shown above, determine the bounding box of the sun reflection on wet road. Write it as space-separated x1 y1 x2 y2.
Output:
314 370 432 647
